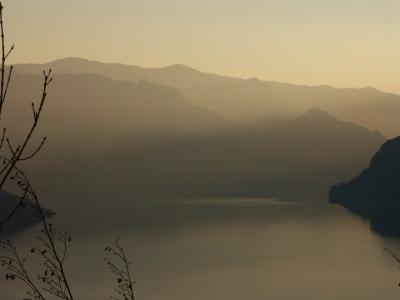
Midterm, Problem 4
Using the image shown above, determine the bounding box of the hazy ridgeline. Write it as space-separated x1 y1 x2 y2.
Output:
16 58 400 138
3 63 387 200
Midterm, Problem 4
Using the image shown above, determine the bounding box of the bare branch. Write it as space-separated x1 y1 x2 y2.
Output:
0 4 135 300
105 238 135 300
0 3 13 117
0 68 53 193
0 127 5 150
4 43 13 59
385 248 400 264
0 240 46 300
0 3 75 300
20 137 47 161
5 138 17 156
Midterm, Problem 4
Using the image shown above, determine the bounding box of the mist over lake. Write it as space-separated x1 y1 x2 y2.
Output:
1 1 400 299
2 183 400 300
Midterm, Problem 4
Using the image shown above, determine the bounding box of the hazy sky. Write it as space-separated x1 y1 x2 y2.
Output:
5 0 400 93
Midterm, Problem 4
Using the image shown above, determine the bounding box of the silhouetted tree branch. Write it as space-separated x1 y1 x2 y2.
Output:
0 1 14 118
0 2 74 299
0 69 52 230
384 247 400 287
0 69 52 189
105 238 135 300
1 239 47 300
0 0 52 228
0 2 135 300
15 166 74 300
384 248 400 264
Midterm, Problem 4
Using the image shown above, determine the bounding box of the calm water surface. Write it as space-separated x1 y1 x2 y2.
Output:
2 184 400 300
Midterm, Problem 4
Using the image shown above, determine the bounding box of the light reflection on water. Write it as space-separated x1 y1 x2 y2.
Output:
184 197 302 206
2 186 400 300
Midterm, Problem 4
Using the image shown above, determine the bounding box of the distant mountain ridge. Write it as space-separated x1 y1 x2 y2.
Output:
15 57 400 137
6 71 230 143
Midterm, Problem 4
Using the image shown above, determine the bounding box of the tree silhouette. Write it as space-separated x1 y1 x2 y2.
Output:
105 238 135 300
0 2 135 299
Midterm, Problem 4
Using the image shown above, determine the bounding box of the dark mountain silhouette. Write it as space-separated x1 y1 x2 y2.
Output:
0 191 54 236
15 58 400 137
329 137 400 235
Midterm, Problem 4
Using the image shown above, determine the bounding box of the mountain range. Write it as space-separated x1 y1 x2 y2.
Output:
0 58 393 233
15 58 400 138
6 71 228 142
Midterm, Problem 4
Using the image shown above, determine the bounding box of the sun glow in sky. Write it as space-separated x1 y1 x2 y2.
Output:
5 0 400 93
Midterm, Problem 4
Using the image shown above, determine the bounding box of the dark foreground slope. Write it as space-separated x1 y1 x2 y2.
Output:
0 192 54 236
330 137 400 235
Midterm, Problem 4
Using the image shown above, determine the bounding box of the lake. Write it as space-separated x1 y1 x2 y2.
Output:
1 183 400 300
